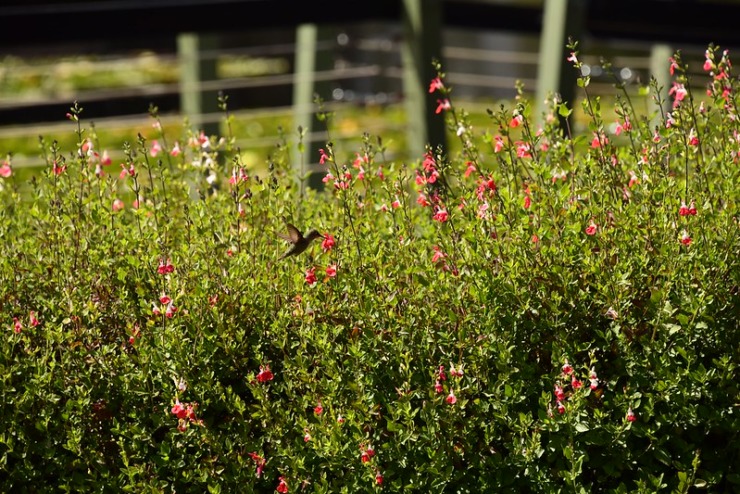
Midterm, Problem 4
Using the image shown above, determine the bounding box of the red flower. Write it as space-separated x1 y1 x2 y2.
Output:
321 234 335 252
438 365 447 381
305 267 317 286
171 400 187 419
523 196 531 210
554 384 565 402
585 221 598 236
29 311 40 327
159 294 171 305
509 114 523 128
325 264 337 278
435 99 451 114
257 365 274 383
360 445 375 463
277 476 289 493
432 208 449 223
375 472 384 485
680 231 692 245
434 380 443 393
446 389 457 405
428 77 444 93
314 402 323 415
626 407 637 422
464 161 476 178
557 401 566 414
12 317 22 334
562 361 573 376
319 148 329 165
571 375 583 390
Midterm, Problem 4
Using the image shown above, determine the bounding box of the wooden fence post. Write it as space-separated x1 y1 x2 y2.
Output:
535 0 586 128
650 43 673 129
401 0 446 159
178 32 220 139
292 24 334 193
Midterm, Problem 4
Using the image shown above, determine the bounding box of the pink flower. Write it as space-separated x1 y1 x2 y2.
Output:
165 301 177 318
305 267 317 286
669 56 679 75
585 221 598 236
493 135 504 153
150 140 162 157
257 365 274 383
170 142 181 157
567 52 578 64
0 161 12 178
429 77 444 93
669 82 688 108
391 198 401 209
321 234 335 252
531 234 540 244
303 431 311 442
159 294 171 305
29 311 40 327
101 150 112 166
319 148 329 165
509 114 523 128
438 365 447 381
432 208 449 223
628 171 639 188
557 401 566 414
119 163 135 179
589 368 599 390
703 57 713 72
680 231 692 245
337 415 345 424
12 317 22 334
417 193 430 208
626 407 637 422
515 142 531 159
523 195 531 210
434 380 443 393
248 452 266 478
112 199 125 212
325 264 337 278
152 302 161 316
446 389 457 405
431 246 446 264
464 161 476 178
435 99 451 114
449 363 464 378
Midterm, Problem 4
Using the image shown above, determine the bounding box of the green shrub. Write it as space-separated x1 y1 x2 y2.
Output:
0 43 737 493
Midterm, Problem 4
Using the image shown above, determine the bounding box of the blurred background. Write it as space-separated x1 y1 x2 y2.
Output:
0 0 738 179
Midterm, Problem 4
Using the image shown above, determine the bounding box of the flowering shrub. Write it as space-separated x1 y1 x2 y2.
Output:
0 43 738 493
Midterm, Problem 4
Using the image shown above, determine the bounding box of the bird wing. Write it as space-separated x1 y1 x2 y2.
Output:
278 221 301 243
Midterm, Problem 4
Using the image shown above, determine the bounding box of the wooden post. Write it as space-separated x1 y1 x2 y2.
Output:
292 24 333 192
535 0 586 128
178 32 220 139
401 0 446 159
650 43 673 129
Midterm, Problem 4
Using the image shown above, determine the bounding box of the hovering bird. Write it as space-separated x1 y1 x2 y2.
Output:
277 219 324 260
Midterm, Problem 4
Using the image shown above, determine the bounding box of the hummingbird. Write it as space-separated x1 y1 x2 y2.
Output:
277 219 324 260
